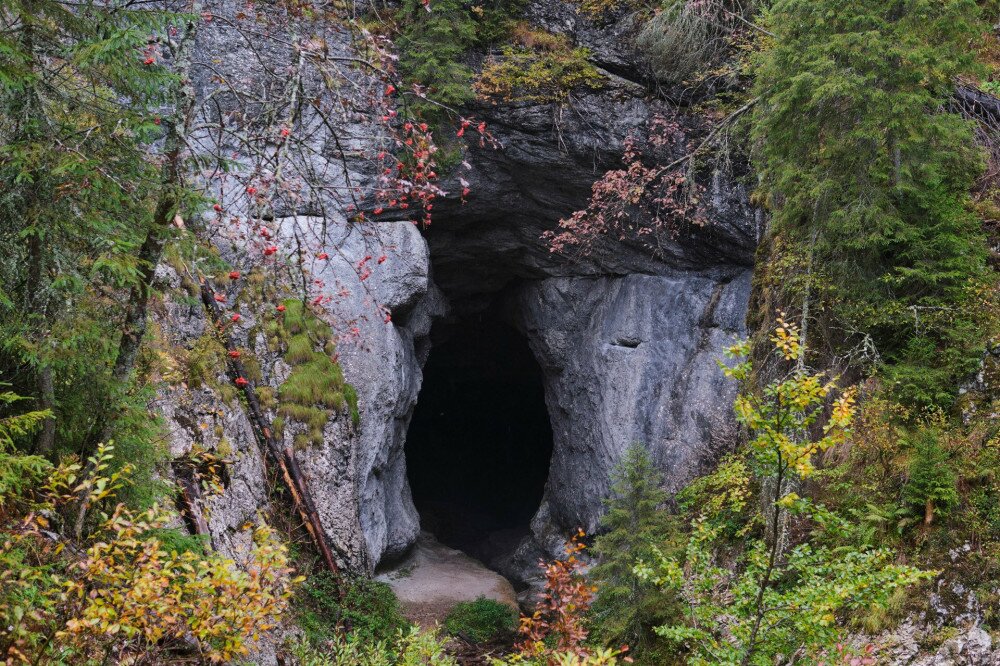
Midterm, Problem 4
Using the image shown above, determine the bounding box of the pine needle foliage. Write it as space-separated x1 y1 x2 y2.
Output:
0 1 180 474
590 443 677 663
397 0 477 115
0 386 51 506
752 0 994 407
901 427 958 526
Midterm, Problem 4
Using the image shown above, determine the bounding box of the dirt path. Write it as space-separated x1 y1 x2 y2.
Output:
375 532 519 628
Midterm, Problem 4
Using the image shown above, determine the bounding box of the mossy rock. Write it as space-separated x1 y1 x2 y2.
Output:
272 299 360 447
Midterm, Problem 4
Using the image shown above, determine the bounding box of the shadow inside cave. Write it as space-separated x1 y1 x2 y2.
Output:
404 311 553 571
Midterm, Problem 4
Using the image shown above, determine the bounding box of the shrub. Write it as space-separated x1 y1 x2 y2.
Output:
475 25 604 103
635 2 721 85
633 321 931 664
298 572 410 648
289 626 457 665
444 597 516 643
517 531 596 658
1 443 298 664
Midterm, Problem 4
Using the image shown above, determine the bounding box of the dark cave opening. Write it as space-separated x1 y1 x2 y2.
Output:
405 311 553 567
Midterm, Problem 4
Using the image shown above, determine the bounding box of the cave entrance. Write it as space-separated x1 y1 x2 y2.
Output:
405 311 553 568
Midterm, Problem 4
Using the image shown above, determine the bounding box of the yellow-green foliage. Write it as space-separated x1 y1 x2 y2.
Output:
1 444 299 665
273 299 359 448
186 333 237 403
475 24 604 103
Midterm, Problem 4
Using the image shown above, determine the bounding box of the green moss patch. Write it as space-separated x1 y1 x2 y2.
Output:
444 597 517 643
475 24 604 103
272 299 359 448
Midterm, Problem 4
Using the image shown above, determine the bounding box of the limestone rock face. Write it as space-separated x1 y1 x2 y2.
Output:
509 271 750 563
159 0 758 590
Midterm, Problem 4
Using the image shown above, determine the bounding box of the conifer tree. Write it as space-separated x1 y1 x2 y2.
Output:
0 1 175 455
752 0 992 407
590 443 675 661
397 0 476 115
902 428 958 526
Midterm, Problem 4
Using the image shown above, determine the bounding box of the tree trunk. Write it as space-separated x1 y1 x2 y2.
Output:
72 9 201 539
35 366 56 455
91 8 199 449
925 498 934 526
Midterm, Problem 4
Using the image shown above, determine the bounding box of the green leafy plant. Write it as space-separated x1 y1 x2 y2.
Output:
444 597 517 643
635 320 931 664
1 443 298 664
290 626 457 666
298 572 410 648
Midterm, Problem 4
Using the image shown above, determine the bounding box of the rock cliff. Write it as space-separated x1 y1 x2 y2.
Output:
156 0 759 588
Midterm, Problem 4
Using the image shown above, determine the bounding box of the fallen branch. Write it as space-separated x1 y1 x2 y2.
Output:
198 280 343 581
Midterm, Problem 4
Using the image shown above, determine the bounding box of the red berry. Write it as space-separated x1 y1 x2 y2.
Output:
263 246 277 256
213 203 223 212
228 350 241 359
231 313 241 322
228 270 241 280
214 293 226 303
153 116 161 125
234 377 248 387
316 252 330 260
143 57 155 65
276 304 286 312
246 186 257 195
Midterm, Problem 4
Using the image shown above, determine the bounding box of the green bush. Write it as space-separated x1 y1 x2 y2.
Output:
289 626 457 665
298 573 410 648
443 597 517 643
902 428 959 526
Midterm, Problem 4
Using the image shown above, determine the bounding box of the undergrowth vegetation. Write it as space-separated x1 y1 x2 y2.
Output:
475 25 605 104
267 298 359 447
444 597 517 643
0 440 297 664
297 572 409 649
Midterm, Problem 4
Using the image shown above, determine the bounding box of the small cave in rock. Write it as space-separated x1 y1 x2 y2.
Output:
405 310 553 568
